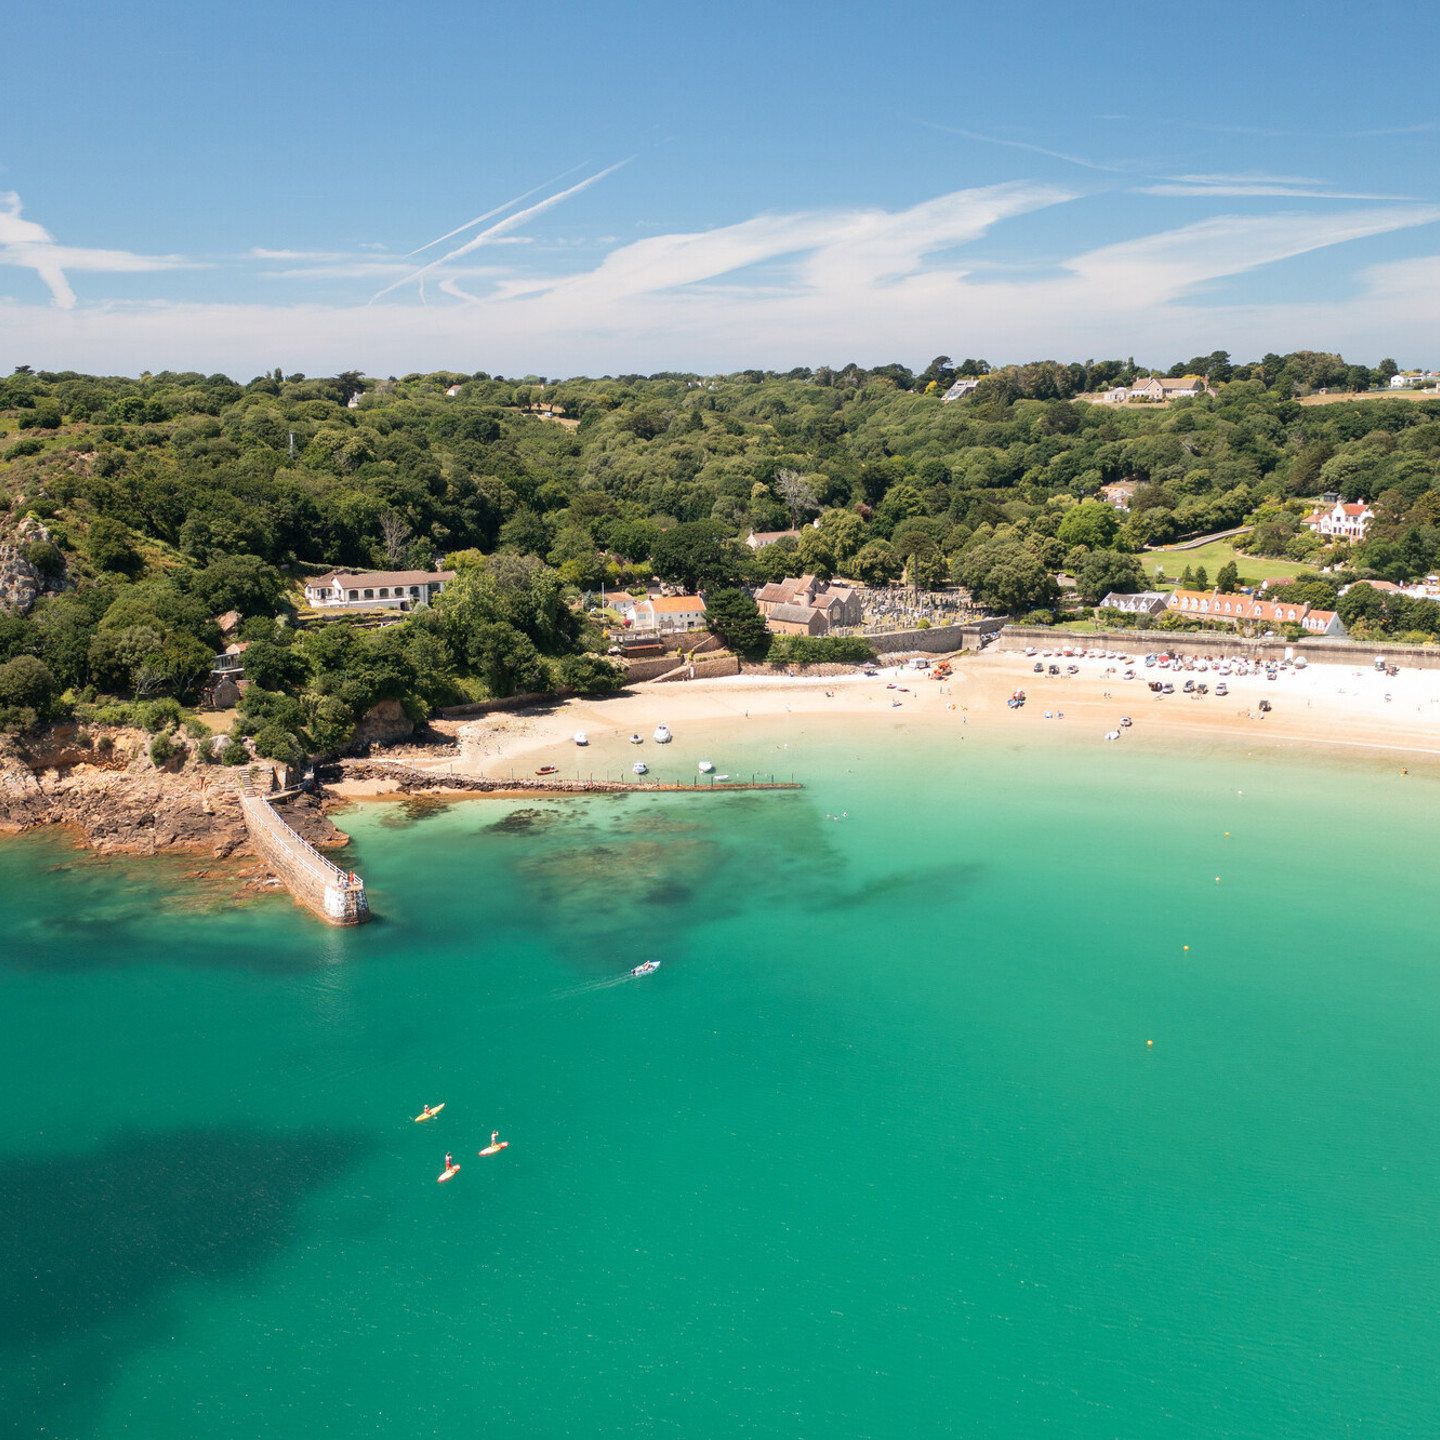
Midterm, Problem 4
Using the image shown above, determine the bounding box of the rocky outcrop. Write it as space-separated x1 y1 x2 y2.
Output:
0 518 68 616
0 725 345 858
352 698 415 748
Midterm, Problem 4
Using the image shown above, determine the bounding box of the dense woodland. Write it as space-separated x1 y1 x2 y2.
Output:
1 351 1438 754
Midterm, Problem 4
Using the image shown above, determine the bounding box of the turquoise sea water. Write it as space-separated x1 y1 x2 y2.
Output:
4 717 1440 1439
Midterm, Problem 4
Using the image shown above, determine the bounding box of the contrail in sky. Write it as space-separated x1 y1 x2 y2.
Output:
372 158 633 303
404 163 589 258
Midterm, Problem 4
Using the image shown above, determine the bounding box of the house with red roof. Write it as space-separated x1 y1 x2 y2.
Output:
1302 499 1373 541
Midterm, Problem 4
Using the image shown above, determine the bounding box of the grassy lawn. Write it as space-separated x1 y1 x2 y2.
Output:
1144 539 1312 584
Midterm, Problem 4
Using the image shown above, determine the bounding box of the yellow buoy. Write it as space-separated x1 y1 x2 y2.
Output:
1147 1040 1153 1046
1183 945 1189 951
1215 876 1220 883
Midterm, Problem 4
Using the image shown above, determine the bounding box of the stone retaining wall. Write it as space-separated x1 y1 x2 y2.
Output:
240 790 369 926
652 655 741 682
863 619 1004 655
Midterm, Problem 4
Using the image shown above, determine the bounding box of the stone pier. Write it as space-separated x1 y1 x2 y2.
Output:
239 788 370 926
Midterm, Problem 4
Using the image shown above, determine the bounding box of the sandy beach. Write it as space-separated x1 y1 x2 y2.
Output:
327 646 1440 799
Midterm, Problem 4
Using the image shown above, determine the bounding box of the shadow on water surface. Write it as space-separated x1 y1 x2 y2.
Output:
0 1124 370 1436
473 790 987 966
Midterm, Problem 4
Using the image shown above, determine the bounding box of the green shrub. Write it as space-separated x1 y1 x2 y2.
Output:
7 437 44 458
251 723 301 764
136 697 184 732
220 737 250 765
183 716 209 739
768 635 876 667
22 540 64 577
149 732 177 765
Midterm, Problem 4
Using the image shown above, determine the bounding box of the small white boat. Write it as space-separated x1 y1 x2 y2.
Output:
698 760 715 773
1104 729 1121 741
715 774 730 782
574 731 589 746
632 760 648 775
631 960 661 977
629 733 643 744
653 725 672 744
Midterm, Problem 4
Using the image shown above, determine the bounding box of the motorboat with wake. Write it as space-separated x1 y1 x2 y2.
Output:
631 960 662 976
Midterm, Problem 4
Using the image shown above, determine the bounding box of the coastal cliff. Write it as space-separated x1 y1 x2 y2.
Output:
0 724 345 858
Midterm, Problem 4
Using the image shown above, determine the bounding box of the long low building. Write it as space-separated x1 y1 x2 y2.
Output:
1166 588 1346 635
1099 591 1169 616
304 568 456 610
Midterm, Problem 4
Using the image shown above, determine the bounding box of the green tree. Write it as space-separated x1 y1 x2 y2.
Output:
85 518 142 576
956 540 1057 613
852 540 902 585
1193 565 1209 590
0 655 57 716
1056 500 1120 550
703 588 772 658
1214 561 1240 593
1077 550 1145 604
650 521 744 591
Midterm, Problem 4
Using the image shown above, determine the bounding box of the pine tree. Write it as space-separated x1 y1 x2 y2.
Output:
1194 565 1209 590
1180 565 1195 588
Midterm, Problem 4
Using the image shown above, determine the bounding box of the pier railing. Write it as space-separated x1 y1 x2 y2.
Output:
239 789 369 926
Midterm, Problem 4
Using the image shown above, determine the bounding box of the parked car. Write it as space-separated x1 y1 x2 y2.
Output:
1259 698 1272 712
1215 682 1228 696
1162 683 1175 694
1034 662 1044 673
1048 664 1060 675
1148 681 1163 692
1183 679 1195 693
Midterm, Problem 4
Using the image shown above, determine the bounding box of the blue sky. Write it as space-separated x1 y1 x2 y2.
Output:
2 0 1438 376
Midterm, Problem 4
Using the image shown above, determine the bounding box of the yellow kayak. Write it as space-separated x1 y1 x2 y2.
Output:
413 1103 445 1123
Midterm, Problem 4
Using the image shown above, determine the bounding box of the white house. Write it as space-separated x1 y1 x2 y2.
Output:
941 377 981 402
1099 590 1168 615
745 528 801 550
1302 499 1373 541
303 568 457 610
1129 375 1204 402
631 595 707 633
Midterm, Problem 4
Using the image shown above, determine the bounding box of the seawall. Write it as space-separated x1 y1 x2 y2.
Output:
996 624 1440 669
862 619 1005 655
239 788 370 926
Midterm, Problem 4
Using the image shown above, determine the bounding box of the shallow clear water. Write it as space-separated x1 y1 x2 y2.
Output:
4 718 1440 1438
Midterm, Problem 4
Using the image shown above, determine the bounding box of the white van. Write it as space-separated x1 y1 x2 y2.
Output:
907 657 931 670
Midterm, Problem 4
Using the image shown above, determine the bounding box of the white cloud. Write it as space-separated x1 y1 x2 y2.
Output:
0 191 188 308
2 187 1438 373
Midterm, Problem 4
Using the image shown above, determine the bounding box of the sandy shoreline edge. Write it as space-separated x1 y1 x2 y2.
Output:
327 648 1440 801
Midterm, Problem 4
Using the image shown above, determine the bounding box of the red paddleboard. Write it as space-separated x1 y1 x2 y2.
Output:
478 1142 509 1157
414 1103 445 1123
438 1164 461 1183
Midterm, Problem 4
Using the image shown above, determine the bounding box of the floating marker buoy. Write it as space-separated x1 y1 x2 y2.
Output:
1215 876 1220 883
1147 1040 1153 1047
1183 945 1189 951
